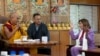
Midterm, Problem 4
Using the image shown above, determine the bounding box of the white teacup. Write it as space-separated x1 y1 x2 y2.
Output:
1 51 8 56
14 39 21 43
42 36 48 43
22 36 27 41
23 53 30 56
35 39 40 43
77 54 82 56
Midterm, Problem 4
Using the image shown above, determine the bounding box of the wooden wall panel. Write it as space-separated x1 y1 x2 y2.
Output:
59 30 70 56
70 0 87 4
86 0 100 5
50 30 60 56
50 30 70 56
70 0 80 3
70 0 100 5
60 30 70 45
50 31 59 41
90 0 100 5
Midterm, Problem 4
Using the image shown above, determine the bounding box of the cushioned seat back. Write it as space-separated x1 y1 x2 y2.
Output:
0 24 7 40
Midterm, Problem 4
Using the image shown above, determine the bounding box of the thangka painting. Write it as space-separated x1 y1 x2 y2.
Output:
5 0 29 23
30 0 50 16
50 0 70 23
51 0 69 16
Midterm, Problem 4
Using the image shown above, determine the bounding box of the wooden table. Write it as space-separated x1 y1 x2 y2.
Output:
81 48 100 56
9 41 58 56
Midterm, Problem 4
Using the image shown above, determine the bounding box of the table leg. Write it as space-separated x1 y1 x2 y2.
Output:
30 48 37 55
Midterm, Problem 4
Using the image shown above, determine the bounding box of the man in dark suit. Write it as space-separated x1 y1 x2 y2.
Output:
27 13 49 41
27 13 50 55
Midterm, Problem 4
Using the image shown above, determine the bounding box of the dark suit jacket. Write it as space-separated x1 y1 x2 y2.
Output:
27 23 49 41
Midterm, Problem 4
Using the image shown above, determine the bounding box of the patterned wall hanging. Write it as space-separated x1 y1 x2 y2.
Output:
51 0 69 16
30 0 49 16
50 0 69 23
5 0 29 23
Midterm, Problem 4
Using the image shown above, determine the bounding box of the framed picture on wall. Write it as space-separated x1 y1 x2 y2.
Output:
50 0 70 23
5 0 30 24
30 0 50 23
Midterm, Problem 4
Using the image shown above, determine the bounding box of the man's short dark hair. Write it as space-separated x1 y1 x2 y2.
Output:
33 13 40 18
